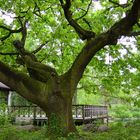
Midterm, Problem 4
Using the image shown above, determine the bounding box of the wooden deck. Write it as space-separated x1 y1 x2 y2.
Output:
8 105 109 125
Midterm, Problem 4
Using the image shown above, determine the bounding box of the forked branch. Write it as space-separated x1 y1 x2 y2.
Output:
0 26 23 41
76 0 92 21
59 0 95 40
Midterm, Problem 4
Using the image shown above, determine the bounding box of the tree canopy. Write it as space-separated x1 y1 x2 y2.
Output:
0 0 139 104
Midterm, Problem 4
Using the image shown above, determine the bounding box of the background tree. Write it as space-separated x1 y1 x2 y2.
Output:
0 0 140 137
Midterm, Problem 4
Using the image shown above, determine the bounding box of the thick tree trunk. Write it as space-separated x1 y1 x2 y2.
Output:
42 93 76 138
48 104 76 135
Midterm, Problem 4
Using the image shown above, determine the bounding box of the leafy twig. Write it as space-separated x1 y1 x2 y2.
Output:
59 0 95 40
32 41 49 54
76 0 92 21
0 52 18 55
0 25 23 41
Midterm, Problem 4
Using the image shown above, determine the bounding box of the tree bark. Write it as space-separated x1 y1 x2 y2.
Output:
44 96 76 137
41 74 77 137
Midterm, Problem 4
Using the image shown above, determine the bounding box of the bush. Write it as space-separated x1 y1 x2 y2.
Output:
0 103 10 126
41 115 78 140
110 104 140 120
78 120 140 140
0 125 47 140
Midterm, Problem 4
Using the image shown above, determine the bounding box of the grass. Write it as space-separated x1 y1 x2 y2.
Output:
78 120 140 140
0 120 140 140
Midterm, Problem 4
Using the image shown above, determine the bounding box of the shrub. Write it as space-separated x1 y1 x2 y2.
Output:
110 104 140 120
0 103 10 126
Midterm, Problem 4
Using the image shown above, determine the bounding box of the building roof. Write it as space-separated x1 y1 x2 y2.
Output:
0 82 10 90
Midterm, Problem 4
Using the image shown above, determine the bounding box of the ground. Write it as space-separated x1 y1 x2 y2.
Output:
0 120 140 140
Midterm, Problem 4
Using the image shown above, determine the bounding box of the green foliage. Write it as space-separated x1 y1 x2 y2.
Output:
0 0 139 99
11 92 33 106
0 103 19 126
0 126 19 140
43 113 65 139
78 120 140 140
77 89 102 105
41 113 79 139
0 125 78 140
56 133 78 140
0 120 140 140
0 125 47 140
110 104 140 120
0 103 10 126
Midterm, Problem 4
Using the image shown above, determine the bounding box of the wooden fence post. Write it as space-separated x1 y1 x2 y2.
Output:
33 106 36 125
82 105 85 123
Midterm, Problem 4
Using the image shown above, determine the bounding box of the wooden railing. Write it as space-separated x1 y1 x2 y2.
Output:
8 105 109 124
72 105 108 119
8 106 46 119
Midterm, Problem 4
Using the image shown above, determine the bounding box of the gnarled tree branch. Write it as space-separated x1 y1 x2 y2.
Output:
0 61 44 104
59 0 95 40
23 55 58 82
13 40 58 82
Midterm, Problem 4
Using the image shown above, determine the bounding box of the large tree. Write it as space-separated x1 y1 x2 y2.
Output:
0 0 140 137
